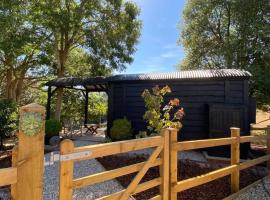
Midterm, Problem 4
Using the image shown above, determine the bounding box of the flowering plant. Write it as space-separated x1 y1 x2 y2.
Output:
141 85 184 134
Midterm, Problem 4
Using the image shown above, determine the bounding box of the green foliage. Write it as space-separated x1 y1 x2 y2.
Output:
45 119 62 138
65 48 112 77
88 93 108 124
31 0 142 73
0 99 18 149
58 91 107 125
135 131 148 139
104 137 112 143
179 0 270 104
1 0 141 108
142 86 184 134
110 118 133 141
0 0 52 102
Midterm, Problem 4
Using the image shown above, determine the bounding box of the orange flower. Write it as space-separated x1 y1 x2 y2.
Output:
169 98 180 106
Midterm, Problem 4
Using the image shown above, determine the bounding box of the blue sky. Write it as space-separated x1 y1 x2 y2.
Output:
122 0 186 74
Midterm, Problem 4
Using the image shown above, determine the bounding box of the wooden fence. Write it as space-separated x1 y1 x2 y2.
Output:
1 103 270 200
170 126 270 199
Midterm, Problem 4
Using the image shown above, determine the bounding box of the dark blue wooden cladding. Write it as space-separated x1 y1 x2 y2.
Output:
108 78 253 143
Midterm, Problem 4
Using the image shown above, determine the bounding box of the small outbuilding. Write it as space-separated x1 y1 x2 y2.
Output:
46 69 255 147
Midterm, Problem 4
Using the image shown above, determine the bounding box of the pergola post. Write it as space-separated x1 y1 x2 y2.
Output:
46 86 52 120
84 90 89 126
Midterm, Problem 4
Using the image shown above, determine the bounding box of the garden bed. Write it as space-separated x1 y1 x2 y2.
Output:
97 155 266 200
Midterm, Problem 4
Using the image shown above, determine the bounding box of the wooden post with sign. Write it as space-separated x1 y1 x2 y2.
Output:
15 103 45 200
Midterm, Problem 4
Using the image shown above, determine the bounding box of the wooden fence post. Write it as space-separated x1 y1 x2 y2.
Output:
59 139 74 200
16 103 45 200
230 127 240 193
266 126 270 171
169 128 178 200
160 129 170 199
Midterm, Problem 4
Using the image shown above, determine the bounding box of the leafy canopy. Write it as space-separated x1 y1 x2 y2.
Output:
179 0 270 103
31 0 142 73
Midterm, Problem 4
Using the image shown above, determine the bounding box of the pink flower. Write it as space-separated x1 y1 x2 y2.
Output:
175 108 185 119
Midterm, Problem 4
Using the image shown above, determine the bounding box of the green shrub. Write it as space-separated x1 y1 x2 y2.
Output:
45 119 62 137
110 118 132 141
135 131 148 139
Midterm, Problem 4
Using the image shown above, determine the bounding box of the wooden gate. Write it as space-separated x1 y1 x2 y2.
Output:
59 129 170 200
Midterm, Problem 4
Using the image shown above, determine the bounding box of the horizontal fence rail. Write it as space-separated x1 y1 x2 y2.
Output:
73 136 163 161
0 167 17 187
173 165 238 193
170 126 270 200
173 137 237 151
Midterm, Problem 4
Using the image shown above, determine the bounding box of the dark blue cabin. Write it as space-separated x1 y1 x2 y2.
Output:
107 69 255 140
46 69 255 157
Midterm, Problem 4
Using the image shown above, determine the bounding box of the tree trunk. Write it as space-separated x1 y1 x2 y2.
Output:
5 68 13 100
54 51 68 121
4 66 28 103
53 31 70 121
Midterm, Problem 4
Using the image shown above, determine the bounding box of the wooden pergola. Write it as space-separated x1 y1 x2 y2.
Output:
45 76 108 126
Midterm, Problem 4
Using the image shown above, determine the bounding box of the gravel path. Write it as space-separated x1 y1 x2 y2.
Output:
235 176 270 200
43 140 124 200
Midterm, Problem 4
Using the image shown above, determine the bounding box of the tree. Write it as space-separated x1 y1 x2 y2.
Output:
32 0 141 120
179 0 270 103
0 0 51 103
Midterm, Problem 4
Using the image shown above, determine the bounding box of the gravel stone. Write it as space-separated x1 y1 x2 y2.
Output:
235 176 270 200
0 188 9 200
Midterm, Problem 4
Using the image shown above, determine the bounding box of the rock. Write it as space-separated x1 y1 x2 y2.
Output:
49 136 60 146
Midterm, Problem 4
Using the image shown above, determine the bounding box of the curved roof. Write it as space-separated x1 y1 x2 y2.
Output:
45 69 251 90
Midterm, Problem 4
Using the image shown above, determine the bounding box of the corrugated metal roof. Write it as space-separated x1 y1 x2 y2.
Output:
46 69 251 88
109 69 251 81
